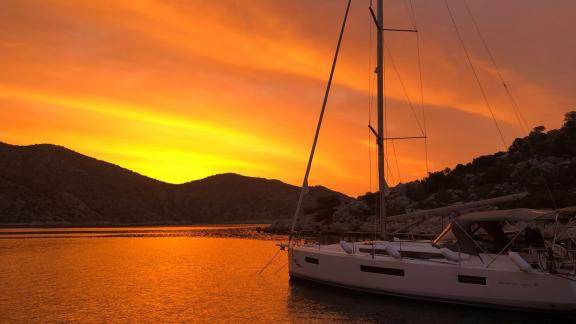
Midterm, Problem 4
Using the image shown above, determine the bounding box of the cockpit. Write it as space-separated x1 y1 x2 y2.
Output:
432 208 575 256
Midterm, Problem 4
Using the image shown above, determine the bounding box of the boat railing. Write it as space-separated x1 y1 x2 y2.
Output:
524 248 576 274
393 232 437 241
292 231 378 246
292 230 437 246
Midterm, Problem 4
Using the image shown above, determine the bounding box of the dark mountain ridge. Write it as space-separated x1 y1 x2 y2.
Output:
396 111 576 211
4 111 575 227
297 111 576 233
0 142 348 225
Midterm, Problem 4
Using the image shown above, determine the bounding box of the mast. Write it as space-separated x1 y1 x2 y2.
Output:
376 0 388 239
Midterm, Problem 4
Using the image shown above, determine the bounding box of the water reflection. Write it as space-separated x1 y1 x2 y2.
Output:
0 224 273 239
0 226 573 323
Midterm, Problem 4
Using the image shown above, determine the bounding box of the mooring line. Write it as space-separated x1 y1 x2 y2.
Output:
257 249 282 275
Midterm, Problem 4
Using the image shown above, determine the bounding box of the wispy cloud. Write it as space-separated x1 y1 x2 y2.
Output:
0 0 573 195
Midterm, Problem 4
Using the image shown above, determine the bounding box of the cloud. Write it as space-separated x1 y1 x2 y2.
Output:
0 0 574 195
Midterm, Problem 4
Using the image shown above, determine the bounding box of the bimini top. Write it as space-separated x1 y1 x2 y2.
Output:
443 207 576 255
456 207 576 224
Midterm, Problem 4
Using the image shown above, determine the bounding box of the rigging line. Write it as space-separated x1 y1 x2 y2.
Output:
288 0 352 244
401 0 430 177
370 77 378 182
367 7 379 244
385 149 396 184
423 135 430 177
462 0 530 133
368 103 373 193
401 0 416 29
257 248 281 275
409 0 430 176
385 43 425 136
391 139 403 183
462 1 557 209
369 0 377 243
383 61 397 185
443 0 508 150
274 262 288 275
383 59 390 184
368 0 374 194
383 124 395 184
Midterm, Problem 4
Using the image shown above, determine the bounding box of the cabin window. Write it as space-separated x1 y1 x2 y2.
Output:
400 251 443 259
458 275 486 285
358 248 388 255
305 257 319 264
360 265 404 276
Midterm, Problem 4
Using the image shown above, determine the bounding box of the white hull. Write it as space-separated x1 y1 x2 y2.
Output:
289 244 576 312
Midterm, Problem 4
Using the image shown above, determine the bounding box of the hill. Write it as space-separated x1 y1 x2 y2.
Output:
290 111 576 233
0 142 348 226
396 111 576 211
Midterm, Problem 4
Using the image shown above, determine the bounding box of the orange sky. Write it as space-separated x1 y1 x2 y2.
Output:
1 0 575 196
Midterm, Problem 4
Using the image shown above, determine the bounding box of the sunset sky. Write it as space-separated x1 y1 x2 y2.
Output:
1 0 574 196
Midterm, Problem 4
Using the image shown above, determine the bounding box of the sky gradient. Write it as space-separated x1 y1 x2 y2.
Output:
1 0 574 196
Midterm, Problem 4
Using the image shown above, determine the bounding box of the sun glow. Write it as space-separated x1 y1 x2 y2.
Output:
1 0 574 195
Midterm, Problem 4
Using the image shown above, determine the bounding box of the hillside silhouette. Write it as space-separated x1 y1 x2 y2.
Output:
292 111 576 233
3 112 575 227
399 111 576 211
0 143 347 225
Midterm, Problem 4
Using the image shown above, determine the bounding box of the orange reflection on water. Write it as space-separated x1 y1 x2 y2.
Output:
0 235 291 322
0 228 565 322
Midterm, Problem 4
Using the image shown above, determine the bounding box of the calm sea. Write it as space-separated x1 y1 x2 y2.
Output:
0 226 571 323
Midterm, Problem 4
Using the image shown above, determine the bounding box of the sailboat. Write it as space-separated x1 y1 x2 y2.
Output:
286 0 576 311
